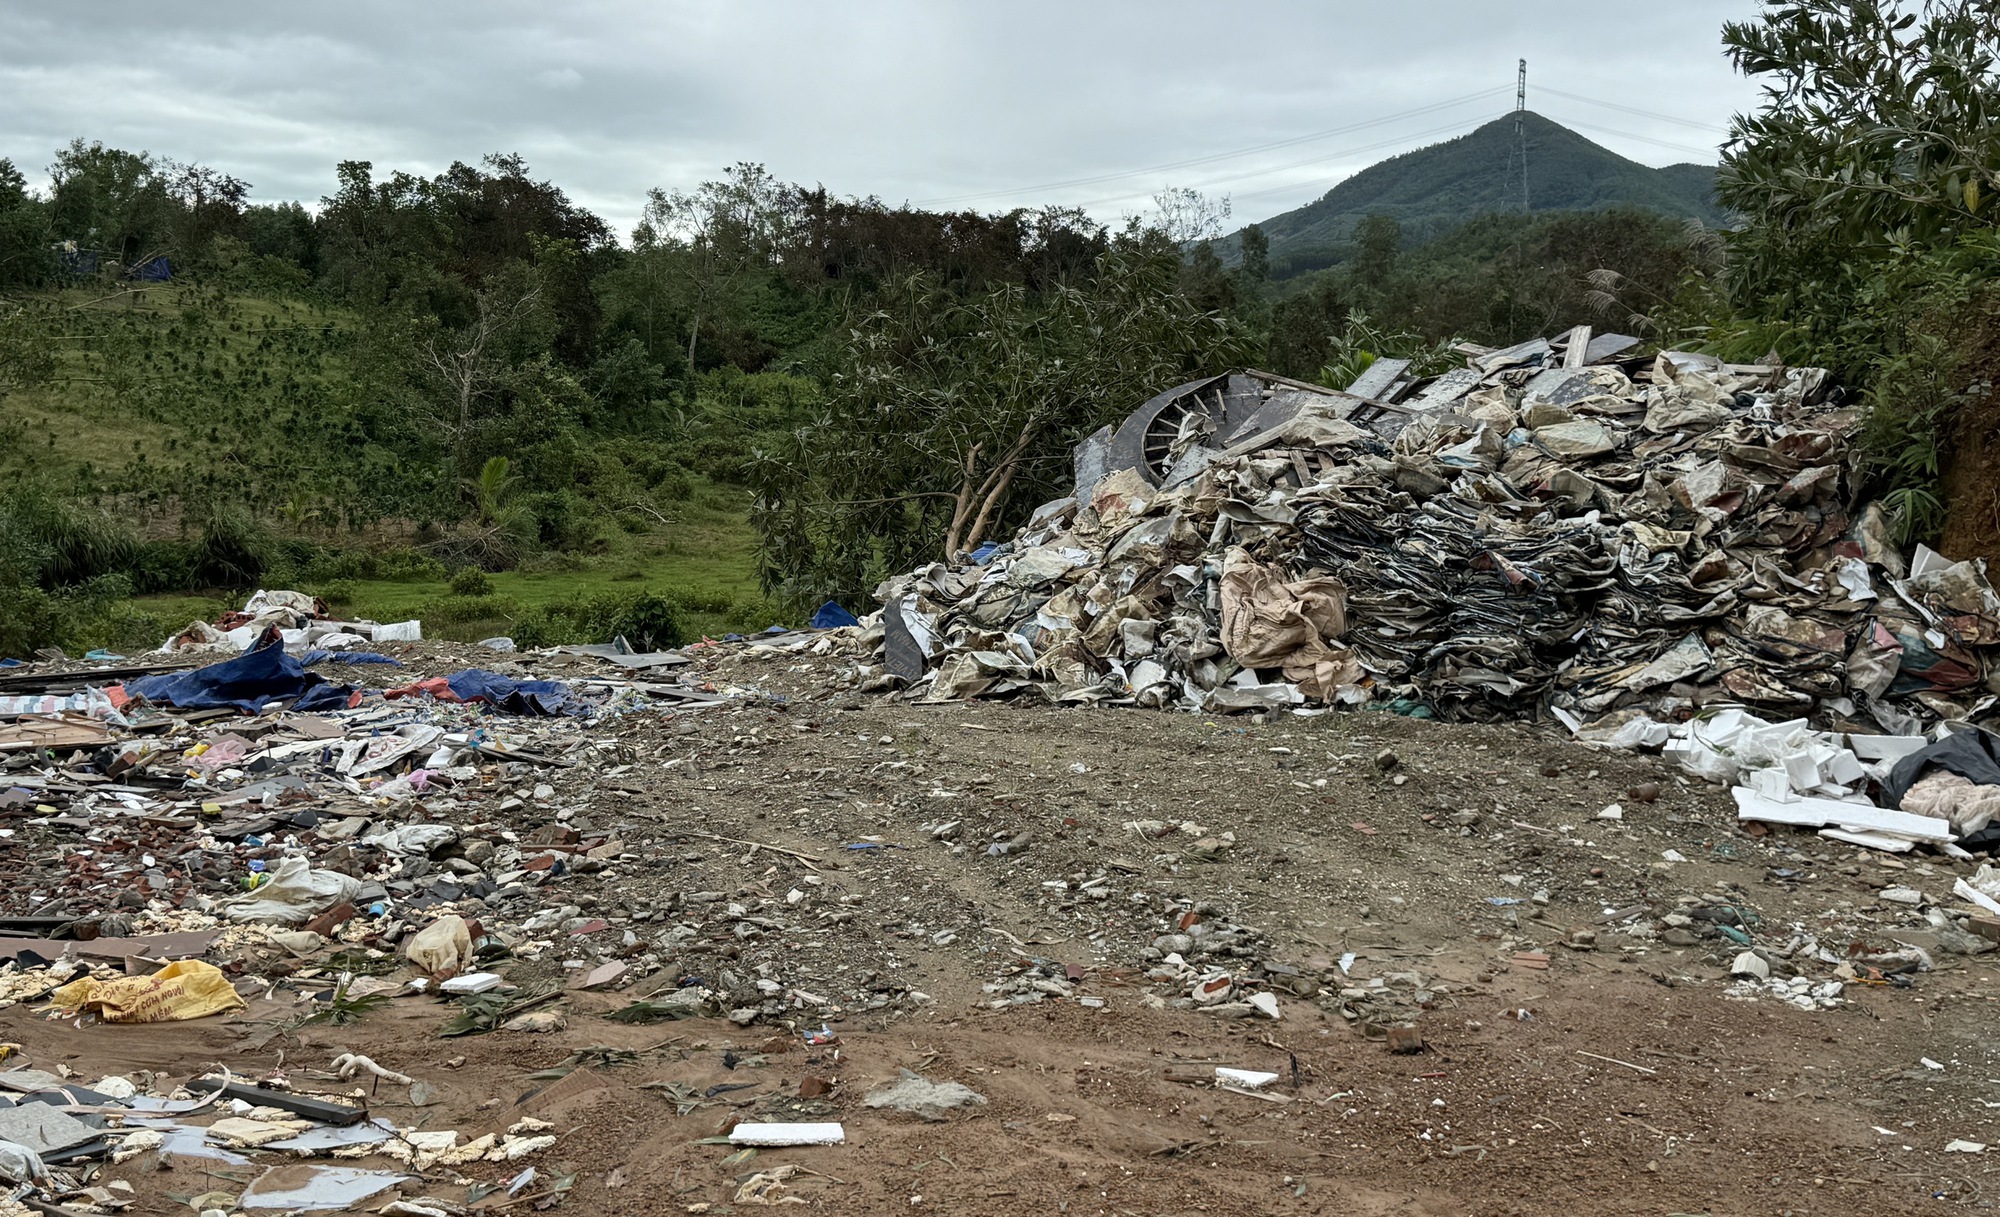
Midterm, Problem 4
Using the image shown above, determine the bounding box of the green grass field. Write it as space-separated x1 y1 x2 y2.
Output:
134 479 778 648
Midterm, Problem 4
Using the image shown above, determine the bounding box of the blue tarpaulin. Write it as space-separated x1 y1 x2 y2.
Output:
303 651 403 667
444 669 584 715
387 670 588 717
809 601 859 630
127 633 355 713
969 542 1001 563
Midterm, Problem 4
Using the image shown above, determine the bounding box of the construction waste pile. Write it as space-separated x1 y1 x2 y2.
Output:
857 329 2000 859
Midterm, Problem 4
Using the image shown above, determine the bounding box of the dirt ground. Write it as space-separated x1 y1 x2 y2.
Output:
10 642 2000 1216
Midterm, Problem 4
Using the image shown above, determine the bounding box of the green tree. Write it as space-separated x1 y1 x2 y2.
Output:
47 140 175 264
1350 213 1401 295
750 243 1254 608
1239 223 1270 285
1719 0 1999 313
632 163 786 374
1266 278 1350 378
0 160 54 287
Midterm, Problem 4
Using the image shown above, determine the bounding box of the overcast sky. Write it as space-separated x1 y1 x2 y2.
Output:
0 1 1762 241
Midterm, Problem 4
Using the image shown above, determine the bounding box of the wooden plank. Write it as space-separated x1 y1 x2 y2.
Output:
0 718 110 754
0 658 205 695
1242 368 1342 397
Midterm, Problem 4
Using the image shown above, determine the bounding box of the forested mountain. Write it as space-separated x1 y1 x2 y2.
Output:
1232 112 1725 278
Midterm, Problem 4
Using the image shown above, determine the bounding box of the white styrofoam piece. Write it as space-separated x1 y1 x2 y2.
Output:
728 1122 845 1146
1846 734 1930 763
1955 878 2000 917
1825 751 1868 786
1782 751 1821 792
1215 1068 1279 1089
1746 768 1794 801
1732 787 1953 842
1821 828 1916 853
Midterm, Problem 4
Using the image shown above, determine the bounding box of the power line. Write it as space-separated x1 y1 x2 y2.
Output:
1064 115 1504 211
1537 111 1720 158
911 86 1510 208
1535 86 1721 132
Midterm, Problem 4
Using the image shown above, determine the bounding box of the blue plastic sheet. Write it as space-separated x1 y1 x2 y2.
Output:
443 670 587 717
302 651 403 667
127 633 356 713
809 601 859 630
969 542 1001 563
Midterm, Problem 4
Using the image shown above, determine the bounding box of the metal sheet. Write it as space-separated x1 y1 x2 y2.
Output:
1407 368 1481 412
240 1164 412 1211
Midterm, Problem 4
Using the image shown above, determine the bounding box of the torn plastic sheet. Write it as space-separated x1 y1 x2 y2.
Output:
1620 633 1712 692
1882 729 2000 805
0 687 130 725
383 671 588 717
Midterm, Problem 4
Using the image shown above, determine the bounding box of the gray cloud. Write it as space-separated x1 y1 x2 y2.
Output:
0 0 1761 239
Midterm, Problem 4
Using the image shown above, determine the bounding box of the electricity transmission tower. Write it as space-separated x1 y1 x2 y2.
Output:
1508 59 1530 212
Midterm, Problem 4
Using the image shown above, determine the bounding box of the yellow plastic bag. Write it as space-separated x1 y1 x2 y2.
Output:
46 960 246 1023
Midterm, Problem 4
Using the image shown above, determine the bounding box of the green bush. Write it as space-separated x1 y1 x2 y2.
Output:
517 549 589 575
0 575 162 657
677 588 737 614
126 539 200 593
511 590 686 651
303 546 448 584
447 566 494 596
0 584 64 657
191 504 272 589
731 594 782 631
0 483 138 587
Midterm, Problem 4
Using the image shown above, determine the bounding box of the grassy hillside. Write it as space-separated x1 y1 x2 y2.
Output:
1233 112 1725 278
0 283 785 651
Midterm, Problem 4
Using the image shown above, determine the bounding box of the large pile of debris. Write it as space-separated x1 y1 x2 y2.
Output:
854 328 2000 853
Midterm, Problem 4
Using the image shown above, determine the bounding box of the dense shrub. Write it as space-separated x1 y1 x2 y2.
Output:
447 565 494 596
190 505 272 589
511 590 686 650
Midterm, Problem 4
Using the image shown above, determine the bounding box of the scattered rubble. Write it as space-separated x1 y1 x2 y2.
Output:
6 339 2000 1209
